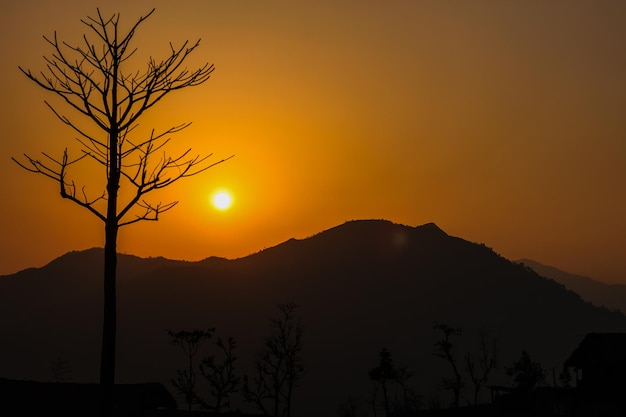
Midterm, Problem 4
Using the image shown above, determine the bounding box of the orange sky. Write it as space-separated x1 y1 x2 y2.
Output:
1 1 625 283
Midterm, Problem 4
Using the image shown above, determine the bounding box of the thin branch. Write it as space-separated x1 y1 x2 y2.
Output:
15 8 229 229
12 150 106 222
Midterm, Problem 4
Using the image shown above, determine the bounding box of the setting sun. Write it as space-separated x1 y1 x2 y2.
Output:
211 190 233 211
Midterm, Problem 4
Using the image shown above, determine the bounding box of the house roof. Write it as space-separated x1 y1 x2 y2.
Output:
564 333 626 369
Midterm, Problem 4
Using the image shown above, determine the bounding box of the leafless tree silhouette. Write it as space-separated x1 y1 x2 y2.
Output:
464 330 498 405
199 336 240 413
369 348 396 417
244 302 304 417
433 322 463 408
13 8 231 416
169 329 215 412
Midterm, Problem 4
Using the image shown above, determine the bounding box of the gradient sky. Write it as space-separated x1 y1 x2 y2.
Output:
1 1 625 283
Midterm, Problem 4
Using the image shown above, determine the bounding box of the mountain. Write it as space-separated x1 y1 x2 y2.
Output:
518 258 626 313
1 219 625 416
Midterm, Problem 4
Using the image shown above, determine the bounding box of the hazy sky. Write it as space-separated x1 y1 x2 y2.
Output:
1 1 625 283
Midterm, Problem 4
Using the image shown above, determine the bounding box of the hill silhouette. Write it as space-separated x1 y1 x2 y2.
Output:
1 219 625 416
518 258 626 314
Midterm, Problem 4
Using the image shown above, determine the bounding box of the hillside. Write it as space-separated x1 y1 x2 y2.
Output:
1 220 625 416
518 258 626 313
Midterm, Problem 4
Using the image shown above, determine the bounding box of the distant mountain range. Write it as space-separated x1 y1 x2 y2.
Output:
517 258 626 314
1 219 625 416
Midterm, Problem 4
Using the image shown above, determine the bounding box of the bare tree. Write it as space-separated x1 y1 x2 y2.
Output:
244 302 304 417
199 336 240 413
394 365 419 414
368 349 418 416
368 348 395 417
433 322 463 408
169 329 215 412
12 9 231 416
464 330 498 405
242 363 272 416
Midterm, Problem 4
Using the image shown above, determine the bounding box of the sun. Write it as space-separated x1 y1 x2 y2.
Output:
211 190 233 211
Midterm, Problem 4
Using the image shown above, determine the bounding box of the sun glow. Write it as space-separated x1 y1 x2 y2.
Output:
211 190 233 211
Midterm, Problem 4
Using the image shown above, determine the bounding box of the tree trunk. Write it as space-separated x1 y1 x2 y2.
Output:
381 380 390 417
273 379 280 417
454 374 461 408
188 350 194 411
215 393 222 414
100 218 117 416
286 379 293 417
101 109 120 416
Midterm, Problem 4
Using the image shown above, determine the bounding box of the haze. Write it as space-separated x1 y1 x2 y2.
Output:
0 1 624 283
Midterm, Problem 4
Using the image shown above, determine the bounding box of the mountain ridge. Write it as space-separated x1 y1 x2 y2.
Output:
518 258 626 313
1 219 624 416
